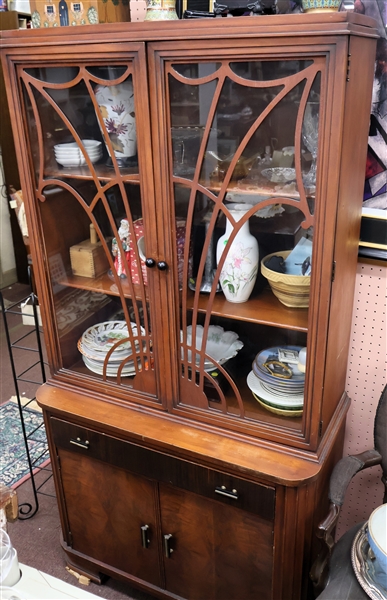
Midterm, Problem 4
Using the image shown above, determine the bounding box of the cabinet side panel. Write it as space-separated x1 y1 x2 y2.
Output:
321 34 377 433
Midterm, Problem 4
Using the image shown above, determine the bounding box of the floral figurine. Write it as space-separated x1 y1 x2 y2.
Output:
111 219 131 278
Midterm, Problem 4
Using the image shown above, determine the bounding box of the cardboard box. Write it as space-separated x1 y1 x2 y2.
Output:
29 0 130 28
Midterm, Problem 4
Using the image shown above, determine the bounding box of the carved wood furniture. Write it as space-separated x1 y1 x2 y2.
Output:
1 13 378 600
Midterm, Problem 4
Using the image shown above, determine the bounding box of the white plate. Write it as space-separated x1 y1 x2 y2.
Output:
247 371 304 407
181 325 243 371
83 354 135 369
83 356 137 377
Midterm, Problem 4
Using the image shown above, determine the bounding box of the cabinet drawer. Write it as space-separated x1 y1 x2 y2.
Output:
51 417 275 521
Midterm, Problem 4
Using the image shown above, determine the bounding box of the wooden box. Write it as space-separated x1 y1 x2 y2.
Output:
70 235 109 279
29 0 130 28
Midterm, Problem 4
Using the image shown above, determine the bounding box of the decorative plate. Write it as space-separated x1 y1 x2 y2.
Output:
182 325 243 371
80 321 144 358
253 346 305 388
247 371 304 407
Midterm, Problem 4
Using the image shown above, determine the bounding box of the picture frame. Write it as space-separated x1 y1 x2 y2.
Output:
359 208 387 261
353 0 387 261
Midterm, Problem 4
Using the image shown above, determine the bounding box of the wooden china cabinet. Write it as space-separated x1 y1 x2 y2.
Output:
1 13 377 600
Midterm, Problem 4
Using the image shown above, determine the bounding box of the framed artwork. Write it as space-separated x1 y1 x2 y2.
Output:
352 0 387 260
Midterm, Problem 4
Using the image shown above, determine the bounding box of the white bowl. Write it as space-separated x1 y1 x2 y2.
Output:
55 149 102 159
81 139 102 149
55 155 102 165
367 504 387 576
54 139 101 151
55 152 102 167
182 325 243 371
55 157 86 167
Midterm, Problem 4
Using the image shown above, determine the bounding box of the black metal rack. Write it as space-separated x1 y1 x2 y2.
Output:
1 284 53 519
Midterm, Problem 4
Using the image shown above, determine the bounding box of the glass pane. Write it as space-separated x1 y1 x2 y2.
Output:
169 58 320 434
20 64 157 398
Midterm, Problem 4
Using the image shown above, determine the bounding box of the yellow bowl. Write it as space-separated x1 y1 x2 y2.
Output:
261 250 310 308
252 392 303 418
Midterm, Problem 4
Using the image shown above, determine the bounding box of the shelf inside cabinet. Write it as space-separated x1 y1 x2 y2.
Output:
209 378 303 432
59 272 149 300
187 288 308 332
66 358 136 387
195 179 312 203
44 162 140 183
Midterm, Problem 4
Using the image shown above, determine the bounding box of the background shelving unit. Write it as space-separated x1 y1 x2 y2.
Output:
1 280 53 519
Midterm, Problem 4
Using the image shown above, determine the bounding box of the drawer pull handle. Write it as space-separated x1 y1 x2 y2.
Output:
70 438 89 449
141 525 150 548
163 533 174 558
215 486 239 500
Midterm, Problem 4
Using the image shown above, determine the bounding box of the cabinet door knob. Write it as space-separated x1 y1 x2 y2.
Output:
141 524 150 548
215 485 239 500
163 533 174 558
157 261 167 271
145 258 156 268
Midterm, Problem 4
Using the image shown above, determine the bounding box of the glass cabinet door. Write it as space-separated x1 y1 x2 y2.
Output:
19 61 160 402
166 57 323 440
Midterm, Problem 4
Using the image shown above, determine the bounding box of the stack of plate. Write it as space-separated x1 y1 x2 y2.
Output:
54 140 102 167
78 320 145 377
247 345 305 417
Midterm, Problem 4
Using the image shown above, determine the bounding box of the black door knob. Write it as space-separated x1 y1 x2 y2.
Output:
157 261 167 271
145 258 156 268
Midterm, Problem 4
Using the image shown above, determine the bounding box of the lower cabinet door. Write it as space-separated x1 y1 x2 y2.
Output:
57 447 162 587
159 483 274 600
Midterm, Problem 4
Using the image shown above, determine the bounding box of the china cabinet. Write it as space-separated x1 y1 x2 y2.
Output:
1 13 377 600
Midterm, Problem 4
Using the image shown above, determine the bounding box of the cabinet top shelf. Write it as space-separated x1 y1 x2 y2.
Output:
0 12 378 47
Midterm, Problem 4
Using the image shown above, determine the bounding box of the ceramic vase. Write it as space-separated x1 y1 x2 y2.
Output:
216 204 258 303
95 79 137 167
144 0 178 20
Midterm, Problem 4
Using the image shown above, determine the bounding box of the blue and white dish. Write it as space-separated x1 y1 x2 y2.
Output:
247 371 304 408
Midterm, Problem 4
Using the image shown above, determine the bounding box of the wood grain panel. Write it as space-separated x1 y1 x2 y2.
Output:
58 447 163 587
160 483 274 600
51 416 275 520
